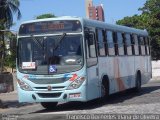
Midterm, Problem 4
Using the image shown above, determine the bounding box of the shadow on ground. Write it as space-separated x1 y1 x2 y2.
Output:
0 100 34 109
32 84 160 114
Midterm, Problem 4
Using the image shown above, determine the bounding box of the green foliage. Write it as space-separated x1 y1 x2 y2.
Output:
117 15 142 28
0 0 21 72
36 13 56 19
117 0 160 60
4 33 16 69
0 0 21 28
4 52 16 68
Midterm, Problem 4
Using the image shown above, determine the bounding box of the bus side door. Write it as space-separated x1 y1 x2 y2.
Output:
85 28 100 100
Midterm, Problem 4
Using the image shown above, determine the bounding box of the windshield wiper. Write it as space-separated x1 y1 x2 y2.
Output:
53 33 67 50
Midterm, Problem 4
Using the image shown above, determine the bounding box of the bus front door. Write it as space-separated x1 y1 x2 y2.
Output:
85 30 100 100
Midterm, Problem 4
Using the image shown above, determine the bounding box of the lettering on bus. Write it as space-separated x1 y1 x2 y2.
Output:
28 23 65 32
19 20 82 35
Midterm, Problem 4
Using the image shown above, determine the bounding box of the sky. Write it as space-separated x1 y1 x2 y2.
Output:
12 0 147 31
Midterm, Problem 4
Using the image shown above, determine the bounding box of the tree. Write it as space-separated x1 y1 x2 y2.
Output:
0 0 21 28
116 15 146 29
4 32 16 72
36 13 56 19
117 0 160 60
0 0 21 72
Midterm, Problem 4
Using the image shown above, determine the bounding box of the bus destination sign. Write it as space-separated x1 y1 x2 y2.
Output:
19 20 82 35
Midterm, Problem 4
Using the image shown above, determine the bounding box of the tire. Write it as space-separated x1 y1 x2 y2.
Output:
101 80 109 100
41 102 58 110
134 72 141 92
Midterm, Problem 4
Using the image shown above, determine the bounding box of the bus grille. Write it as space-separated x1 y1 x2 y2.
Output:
28 77 70 84
35 86 65 89
34 86 65 91
37 93 62 98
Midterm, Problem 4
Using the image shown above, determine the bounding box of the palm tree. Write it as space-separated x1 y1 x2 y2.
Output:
0 0 21 73
0 0 21 28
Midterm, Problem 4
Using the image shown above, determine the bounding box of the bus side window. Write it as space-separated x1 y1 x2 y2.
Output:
122 33 127 55
130 34 135 55
134 35 139 55
125 34 132 55
113 32 118 55
104 30 108 55
117 32 124 55
87 33 97 58
147 37 151 55
107 31 115 56
144 37 149 55
139 36 145 55
96 29 106 56
138 36 142 55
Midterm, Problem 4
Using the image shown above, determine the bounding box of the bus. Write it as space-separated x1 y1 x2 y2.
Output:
17 16 152 109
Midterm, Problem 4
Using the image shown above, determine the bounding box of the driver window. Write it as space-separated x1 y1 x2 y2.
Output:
88 33 96 58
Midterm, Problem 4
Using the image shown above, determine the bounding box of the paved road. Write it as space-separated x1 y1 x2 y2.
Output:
1 79 160 120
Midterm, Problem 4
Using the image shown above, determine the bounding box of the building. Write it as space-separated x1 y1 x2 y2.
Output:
85 0 93 18
86 0 105 22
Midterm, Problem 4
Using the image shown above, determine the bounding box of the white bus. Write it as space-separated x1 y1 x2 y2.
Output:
17 16 152 109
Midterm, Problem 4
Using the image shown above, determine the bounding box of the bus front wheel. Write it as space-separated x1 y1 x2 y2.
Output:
40 102 58 110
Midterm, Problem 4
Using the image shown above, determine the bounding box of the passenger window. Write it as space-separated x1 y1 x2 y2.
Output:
104 30 108 55
133 35 139 55
113 32 118 55
130 34 135 55
97 29 106 56
144 37 149 55
107 31 115 55
122 33 127 55
139 36 145 55
125 34 132 55
117 32 124 55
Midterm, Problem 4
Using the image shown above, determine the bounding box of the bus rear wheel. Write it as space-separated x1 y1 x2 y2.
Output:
101 79 109 100
41 102 58 110
134 72 141 92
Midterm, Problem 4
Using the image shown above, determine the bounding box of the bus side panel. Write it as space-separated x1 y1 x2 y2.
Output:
144 56 152 84
117 56 135 89
86 65 100 101
134 56 151 85
98 57 116 94
98 56 135 95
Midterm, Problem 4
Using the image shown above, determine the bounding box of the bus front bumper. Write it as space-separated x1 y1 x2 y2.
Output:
17 86 87 103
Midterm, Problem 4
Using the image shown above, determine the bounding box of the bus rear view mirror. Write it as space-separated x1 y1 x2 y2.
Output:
86 33 94 46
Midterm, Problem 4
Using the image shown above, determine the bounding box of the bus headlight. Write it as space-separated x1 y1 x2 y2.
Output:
17 79 33 91
67 77 85 90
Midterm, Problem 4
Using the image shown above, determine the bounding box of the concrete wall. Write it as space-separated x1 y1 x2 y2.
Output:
0 73 14 93
152 60 160 80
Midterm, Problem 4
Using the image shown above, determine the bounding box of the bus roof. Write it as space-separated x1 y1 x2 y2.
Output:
20 16 148 36
83 19 148 36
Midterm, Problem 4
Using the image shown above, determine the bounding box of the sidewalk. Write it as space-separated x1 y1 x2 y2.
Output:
0 73 33 109
0 91 34 109
0 91 18 108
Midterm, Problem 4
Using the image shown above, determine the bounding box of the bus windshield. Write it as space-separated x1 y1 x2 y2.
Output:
18 34 83 75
